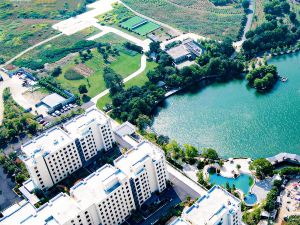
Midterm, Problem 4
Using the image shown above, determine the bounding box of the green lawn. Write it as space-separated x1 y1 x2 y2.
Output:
96 60 157 110
57 48 141 98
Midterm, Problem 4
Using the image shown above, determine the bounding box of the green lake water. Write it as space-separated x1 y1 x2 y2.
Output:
152 52 300 158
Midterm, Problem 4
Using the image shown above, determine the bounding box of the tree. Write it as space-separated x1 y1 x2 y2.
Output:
236 164 241 170
242 0 250 10
202 148 219 160
135 114 151 130
250 158 274 178
149 41 161 53
289 12 297 23
184 144 198 159
157 135 169 146
0 57 5 65
51 67 62 77
78 84 88 94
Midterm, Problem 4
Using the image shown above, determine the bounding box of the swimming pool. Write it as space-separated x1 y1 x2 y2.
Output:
209 172 254 194
244 193 258 205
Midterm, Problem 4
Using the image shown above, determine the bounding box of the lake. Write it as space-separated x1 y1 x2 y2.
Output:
152 52 300 158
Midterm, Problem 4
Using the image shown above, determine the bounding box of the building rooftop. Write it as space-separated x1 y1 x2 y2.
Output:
0 200 36 225
0 164 126 225
70 164 127 208
184 185 241 225
64 107 108 138
114 121 136 137
166 45 190 60
20 193 81 225
114 141 164 176
22 127 72 158
169 217 191 225
41 93 66 109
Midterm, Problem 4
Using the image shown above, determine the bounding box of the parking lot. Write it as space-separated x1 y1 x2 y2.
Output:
0 167 21 211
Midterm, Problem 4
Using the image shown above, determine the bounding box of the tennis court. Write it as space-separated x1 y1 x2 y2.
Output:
133 22 161 35
120 16 160 35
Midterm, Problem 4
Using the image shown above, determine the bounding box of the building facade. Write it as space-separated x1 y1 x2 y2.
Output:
22 108 115 190
0 164 136 225
114 141 168 207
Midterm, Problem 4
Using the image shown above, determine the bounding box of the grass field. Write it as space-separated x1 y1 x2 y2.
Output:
96 60 158 110
0 0 86 20
0 19 59 61
13 27 98 67
56 47 141 98
122 0 245 40
0 0 87 62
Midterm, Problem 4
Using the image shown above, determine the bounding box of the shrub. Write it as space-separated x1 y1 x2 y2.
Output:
64 69 84 80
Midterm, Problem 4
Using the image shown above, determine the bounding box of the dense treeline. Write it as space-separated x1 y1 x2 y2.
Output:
123 42 143 54
39 77 72 99
242 0 300 58
246 65 278 90
0 88 39 146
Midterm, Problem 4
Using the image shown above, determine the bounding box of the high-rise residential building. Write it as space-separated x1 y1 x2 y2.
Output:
182 185 242 225
114 141 168 207
21 108 115 190
0 164 136 225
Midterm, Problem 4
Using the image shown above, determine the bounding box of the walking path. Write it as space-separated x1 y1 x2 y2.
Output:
91 54 147 104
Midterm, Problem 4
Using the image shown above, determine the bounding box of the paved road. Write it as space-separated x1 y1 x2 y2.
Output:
91 23 151 51
233 0 255 51
119 0 182 37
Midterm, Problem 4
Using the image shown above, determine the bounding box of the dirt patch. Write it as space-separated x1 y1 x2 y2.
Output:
72 63 94 77
45 53 78 72
22 89 48 105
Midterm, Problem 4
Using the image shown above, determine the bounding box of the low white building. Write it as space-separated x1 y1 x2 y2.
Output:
114 141 168 206
182 185 242 225
21 108 115 190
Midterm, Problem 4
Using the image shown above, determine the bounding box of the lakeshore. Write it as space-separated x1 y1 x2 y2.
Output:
152 51 300 158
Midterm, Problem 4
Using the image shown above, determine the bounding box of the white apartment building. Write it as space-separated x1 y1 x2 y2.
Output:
114 141 168 206
22 127 82 190
0 164 136 225
21 108 115 190
182 185 242 225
